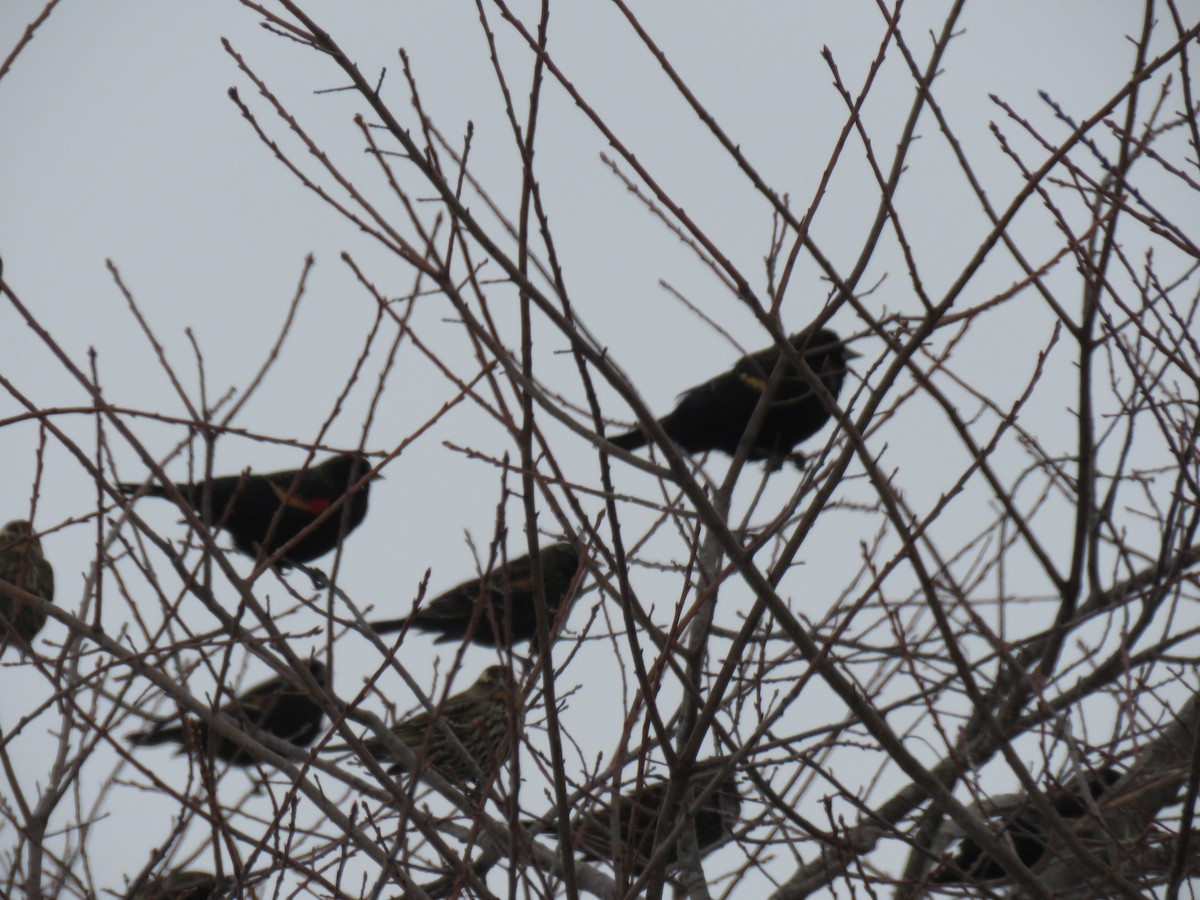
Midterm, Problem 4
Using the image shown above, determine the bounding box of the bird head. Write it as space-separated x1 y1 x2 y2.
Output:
321 453 382 487
473 665 518 700
304 658 329 688
0 520 43 557
542 541 581 574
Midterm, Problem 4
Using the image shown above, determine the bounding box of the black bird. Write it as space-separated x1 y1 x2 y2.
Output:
609 326 858 468
332 665 522 786
0 520 55 657
128 659 328 767
931 766 1122 884
572 759 742 874
369 542 581 649
126 869 232 900
117 453 376 568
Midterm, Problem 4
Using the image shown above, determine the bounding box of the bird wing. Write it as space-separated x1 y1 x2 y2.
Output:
231 678 284 720
430 558 536 615
267 478 332 515
420 581 494 623
127 712 187 745
674 367 738 405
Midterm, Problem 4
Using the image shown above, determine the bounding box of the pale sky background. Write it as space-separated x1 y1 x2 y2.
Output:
1 2 1196 897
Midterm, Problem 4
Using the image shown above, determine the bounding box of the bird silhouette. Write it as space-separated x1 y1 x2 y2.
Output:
128 659 328 767
0 519 55 658
369 542 580 651
610 326 858 469
118 453 376 574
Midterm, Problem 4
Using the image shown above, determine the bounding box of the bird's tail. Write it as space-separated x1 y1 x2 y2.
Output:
322 737 388 765
608 429 647 452
520 816 561 837
126 724 182 747
367 616 410 636
116 481 173 500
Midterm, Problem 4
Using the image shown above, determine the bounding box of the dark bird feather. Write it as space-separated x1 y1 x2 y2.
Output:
610 326 858 469
931 766 1122 884
334 665 521 786
0 520 55 658
369 542 581 650
127 659 327 767
117 453 376 567
126 869 232 900
572 759 742 874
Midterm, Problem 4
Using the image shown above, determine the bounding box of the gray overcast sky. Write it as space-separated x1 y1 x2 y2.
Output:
1 2 1195 896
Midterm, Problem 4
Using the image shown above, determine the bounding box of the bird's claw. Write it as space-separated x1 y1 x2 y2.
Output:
289 562 329 590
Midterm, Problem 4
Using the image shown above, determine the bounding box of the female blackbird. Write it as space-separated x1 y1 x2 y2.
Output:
931 766 1122 883
128 659 328 766
341 665 521 785
127 870 231 900
117 453 375 566
572 758 742 873
369 542 580 649
0 520 55 657
609 326 858 468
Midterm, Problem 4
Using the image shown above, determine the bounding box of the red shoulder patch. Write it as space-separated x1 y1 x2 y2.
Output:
302 496 332 515
270 482 332 515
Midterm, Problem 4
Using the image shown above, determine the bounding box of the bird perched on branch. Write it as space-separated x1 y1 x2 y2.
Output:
127 659 328 767
334 665 521 786
609 326 858 469
931 766 1122 884
0 519 55 658
127 869 232 900
368 542 581 650
570 758 742 874
116 453 376 571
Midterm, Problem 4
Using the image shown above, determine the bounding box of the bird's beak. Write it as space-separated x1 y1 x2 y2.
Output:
843 346 863 360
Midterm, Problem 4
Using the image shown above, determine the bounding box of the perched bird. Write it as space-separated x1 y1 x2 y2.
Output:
127 869 232 900
571 759 742 874
128 659 328 767
0 520 55 657
117 453 376 568
609 326 858 469
931 766 1122 884
368 542 581 649
340 665 521 785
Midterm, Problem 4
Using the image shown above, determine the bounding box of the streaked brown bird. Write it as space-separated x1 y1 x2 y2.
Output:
340 665 521 785
931 766 1122 884
609 326 858 469
127 870 232 900
368 542 581 649
117 453 376 568
128 659 328 767
572 759 742 874
0 520 55 657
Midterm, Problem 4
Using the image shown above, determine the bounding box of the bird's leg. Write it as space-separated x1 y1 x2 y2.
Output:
286 561 329 590
762 453 786 474
786 451 808 470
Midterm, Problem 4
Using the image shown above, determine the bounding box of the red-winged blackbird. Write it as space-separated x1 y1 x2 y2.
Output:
368 542 581 649
609 327 858 468
117 453 376 567
931 766 1121 884
0 520 55 658
338 665 521 785
572 758 742 874
127 870 232 900
128 659 328 767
